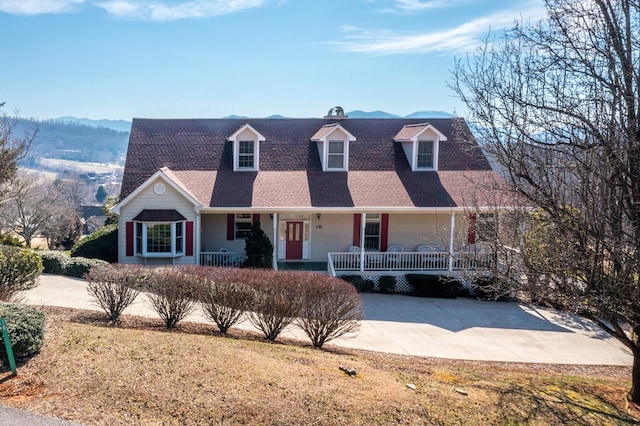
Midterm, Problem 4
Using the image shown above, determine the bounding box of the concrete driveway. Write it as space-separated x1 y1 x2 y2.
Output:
22 274 632 366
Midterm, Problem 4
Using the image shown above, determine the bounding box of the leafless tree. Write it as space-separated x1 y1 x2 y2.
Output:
452 0 640 403
0 172 75 247
0 105 35 192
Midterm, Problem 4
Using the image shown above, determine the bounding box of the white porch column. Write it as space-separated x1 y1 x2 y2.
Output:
449 212 455 272
360 213 366 272
195 209 201 266
272 213 278 270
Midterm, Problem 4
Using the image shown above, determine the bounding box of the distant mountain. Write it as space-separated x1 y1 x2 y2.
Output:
13 118 129 168
55 116 132 132
404 110 454 118
346 110 402 119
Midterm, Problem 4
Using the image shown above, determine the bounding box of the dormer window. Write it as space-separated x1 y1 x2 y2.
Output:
311 123 356 172
417 140 434 169
394 123 446 171
238 140 255 169
328 140 345 169
228 124 266 171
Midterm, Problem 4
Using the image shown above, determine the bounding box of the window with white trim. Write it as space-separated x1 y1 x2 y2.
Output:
235 213 253 239
364 214 381 250
134 221 185 257
238 140 255 169
417 140 434 169
327 140 345 169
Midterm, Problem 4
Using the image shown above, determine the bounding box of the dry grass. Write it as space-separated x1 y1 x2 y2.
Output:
0 306 638 425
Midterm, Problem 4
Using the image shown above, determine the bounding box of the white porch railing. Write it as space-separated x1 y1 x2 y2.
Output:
327 251 493 275
200 251 246 267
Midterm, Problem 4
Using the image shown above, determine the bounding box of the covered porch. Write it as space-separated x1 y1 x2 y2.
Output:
197 210 492 276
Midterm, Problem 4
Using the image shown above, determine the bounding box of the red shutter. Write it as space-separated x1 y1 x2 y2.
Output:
467 213 477 244
126 222 134 256
252 214 260 224
186 221 194 256
227 214 235 241
353 214 361 247
381 214 389 252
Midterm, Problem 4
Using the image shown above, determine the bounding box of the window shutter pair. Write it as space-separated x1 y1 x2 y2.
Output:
352 214 389 251
226 214 261 241
126 221 194 256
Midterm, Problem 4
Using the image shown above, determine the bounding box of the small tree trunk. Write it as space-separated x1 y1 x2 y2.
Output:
630 348 640 404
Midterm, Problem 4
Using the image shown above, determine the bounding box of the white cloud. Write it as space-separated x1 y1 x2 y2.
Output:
0 0 84 14
96 0 265 21
332 3 547 55
393 0 467 12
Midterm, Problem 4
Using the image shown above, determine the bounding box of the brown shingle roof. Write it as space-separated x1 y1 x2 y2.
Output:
121 117 499 209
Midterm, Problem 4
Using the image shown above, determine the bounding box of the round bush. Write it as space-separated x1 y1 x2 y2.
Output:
65 257 109 278
40 250 70 274
0 245 43 299
70 223 117 263
0 302 45 359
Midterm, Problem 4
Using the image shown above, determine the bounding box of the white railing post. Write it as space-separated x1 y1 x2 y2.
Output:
360 213 366 272
449 212 455 272
272 213 278 270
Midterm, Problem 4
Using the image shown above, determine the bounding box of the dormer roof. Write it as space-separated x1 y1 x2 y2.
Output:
310 123 356 142
227 123 266 142
394 123 448 142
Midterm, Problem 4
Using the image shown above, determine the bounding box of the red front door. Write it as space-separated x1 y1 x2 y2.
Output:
286 221 303 260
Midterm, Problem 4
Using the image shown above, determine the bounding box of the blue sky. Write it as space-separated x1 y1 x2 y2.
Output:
0 0 545 120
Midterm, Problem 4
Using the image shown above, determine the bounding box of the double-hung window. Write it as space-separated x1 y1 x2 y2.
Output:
238 140 255 169
134 221 185 257
364 214 381 251
235 213 253 239
417 140 434 169
327 140 345 169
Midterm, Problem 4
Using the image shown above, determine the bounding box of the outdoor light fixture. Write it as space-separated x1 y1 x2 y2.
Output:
317 213 321 220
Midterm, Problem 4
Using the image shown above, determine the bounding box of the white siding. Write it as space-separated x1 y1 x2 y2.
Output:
118 177 198 265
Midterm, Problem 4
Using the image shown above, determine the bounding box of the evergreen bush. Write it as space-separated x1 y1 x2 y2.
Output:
70 223 118 263
0 302 45 359
0 245 43 301
405 274 462 298
65 257 109 278
243 222 273 268
378 275 396 294
40 250 70 274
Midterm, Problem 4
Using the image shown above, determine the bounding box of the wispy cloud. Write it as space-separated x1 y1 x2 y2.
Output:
0 0 84 14
96 0 265 21
393 0 469 12
331 4 547 55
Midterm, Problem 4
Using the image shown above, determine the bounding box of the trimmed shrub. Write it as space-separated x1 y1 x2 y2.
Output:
0 302 45 359
340 275 375 293
70 223 118 263
40 250 70 274
196 267 252 334
378 275 396 294
0 245 43 301
144 267 197 328
85 264 144 322
246 270 302 342
405 274 462 298
296 273 364 348
65 257 109 278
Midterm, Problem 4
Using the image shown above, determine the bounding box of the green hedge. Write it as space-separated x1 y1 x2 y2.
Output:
0 302 45 359
340 275 375 293
405 274 462 298
65 257 110 278
40 250 70 274
70 224 117 263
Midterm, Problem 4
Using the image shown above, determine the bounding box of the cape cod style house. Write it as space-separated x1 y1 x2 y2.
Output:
112 108 501 277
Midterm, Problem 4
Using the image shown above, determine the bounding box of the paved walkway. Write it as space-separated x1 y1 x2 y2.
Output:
22 274 632 366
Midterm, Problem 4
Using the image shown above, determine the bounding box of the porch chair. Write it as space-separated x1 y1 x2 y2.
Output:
385 244 404 268
416 244 444 270
346 245 361 269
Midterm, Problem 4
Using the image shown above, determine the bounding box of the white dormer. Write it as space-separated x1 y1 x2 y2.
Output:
311 123 356 171
394 123 447 171
228 124 266 171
